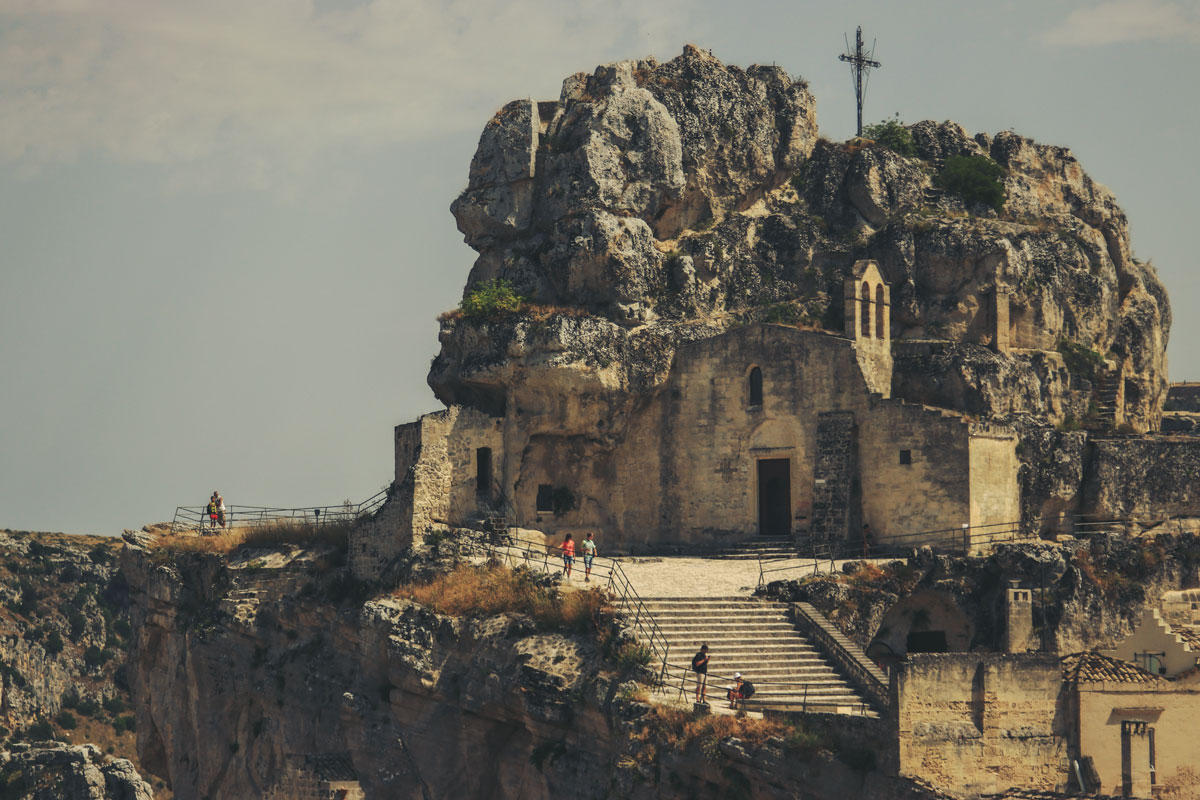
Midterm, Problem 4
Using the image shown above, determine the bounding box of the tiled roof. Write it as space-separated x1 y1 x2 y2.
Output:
1062 651 1162 684
985 790 1125 800
1171 624 1200 649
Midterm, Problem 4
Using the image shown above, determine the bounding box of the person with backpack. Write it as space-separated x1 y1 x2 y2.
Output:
691 643 710 703
727 673 755 709
206 493 219 531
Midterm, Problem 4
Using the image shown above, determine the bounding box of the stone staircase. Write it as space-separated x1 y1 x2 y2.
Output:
704 537 797 560
642 596 872 714
1094 372 1120 424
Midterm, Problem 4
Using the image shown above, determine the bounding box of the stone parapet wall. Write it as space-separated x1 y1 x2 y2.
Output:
894 653 1069 797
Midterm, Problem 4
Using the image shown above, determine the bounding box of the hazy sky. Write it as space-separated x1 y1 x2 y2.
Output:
1 0 1196 535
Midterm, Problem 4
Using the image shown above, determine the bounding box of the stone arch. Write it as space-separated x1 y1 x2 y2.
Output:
860 282 871 338
747 365 763 407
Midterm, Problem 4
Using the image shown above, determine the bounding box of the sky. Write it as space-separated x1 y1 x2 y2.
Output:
0 0 1197 535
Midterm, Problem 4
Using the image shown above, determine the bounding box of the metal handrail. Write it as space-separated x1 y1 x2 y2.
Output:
668 663 872 716
170 488 389 535
463 535 671 686
757 519 1028 587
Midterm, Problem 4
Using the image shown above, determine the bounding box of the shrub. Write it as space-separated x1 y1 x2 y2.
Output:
112 715 136 734
25 720 54 740
863 118 916 157
937 155 1006 212
43 631 64 656
459 278 524 320
76 699 100 717
60 690 79 709
68 611 87 642
1057 338 1106 381
102 696 127 715
54 711 76 730
392 564 608 634
84 645 108 668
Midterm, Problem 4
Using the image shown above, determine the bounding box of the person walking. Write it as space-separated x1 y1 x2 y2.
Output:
691 643 710 703
862 523 873 557
560 533 575 579
582 531 597 582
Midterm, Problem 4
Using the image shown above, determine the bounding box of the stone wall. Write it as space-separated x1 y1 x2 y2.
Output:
1074 681 1200 798
893 653 1069 797
967 428 1021 532
1165 383 1200 412
374 325 1018 559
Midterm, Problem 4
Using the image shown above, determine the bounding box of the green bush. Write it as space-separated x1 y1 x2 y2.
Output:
54 711 76 730
76 699 100 717
102 696 127 714
24 720 53 741
459 278 523 320
83 645 108 668
1058 338 1106 381
863 118 916 157
43 631 64 656
937 155 1007 212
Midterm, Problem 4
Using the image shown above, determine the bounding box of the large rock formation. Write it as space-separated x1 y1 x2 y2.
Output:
437 46 1169 433
0 743 152 800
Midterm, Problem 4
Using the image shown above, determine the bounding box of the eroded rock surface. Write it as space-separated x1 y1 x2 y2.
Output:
0 743 152 800
438 48 1169 433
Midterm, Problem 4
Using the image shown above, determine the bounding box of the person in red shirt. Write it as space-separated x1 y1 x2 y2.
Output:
560 533 576 579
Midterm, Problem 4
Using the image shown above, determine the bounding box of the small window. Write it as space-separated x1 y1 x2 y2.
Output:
860 282 871 338
748 367 763 407
536 484 554 512
899 449 912 465
875 284 886 339
476 448 492 495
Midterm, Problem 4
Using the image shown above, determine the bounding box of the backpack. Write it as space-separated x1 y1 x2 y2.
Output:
691 652 706 670
740 680 755 699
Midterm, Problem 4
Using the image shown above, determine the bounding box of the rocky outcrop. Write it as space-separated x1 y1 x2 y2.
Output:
0 743 152 800
765 534 1200 657
122 537 950 800
439 49 1169 432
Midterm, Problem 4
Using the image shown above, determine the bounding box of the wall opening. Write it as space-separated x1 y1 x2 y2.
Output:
757 458 791 536
860 282 871 338
535 484 554 513
899 449 912 465
905 630 948 652
476 448 493 497
748 367 763 407
875 284 886 339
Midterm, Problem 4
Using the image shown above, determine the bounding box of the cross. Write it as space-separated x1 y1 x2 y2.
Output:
839 26 882 138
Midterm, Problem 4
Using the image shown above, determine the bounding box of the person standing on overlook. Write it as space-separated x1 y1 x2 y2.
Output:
560 533 575 579
582 531 597 582
691 643 710 703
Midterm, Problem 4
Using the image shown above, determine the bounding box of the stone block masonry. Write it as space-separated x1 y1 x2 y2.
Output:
894 653 1069 796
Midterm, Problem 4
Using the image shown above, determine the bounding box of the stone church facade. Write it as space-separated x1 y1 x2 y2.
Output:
352 261 1020 575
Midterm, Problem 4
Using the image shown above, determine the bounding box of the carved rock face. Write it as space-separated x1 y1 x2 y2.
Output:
438 47 1170 433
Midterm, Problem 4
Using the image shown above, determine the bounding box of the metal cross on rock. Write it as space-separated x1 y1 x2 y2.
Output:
839 26 882 138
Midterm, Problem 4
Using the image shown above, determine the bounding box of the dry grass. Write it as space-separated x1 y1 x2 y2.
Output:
392 563 608 633
152 520 351 558
630 706 824 764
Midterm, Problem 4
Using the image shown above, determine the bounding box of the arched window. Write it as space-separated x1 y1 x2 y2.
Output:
876 284 886 339
748 367 763 406
860 282 871 338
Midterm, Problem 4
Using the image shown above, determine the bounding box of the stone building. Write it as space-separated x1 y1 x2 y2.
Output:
352 261 1020 578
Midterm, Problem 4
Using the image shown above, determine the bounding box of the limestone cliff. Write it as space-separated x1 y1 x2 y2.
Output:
0 743 152 800
435 46 1169 432
121 535 946 800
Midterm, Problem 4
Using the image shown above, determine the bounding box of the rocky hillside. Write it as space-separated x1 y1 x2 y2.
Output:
434 45 1168 431
0 531 162 798
120 530 948 800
